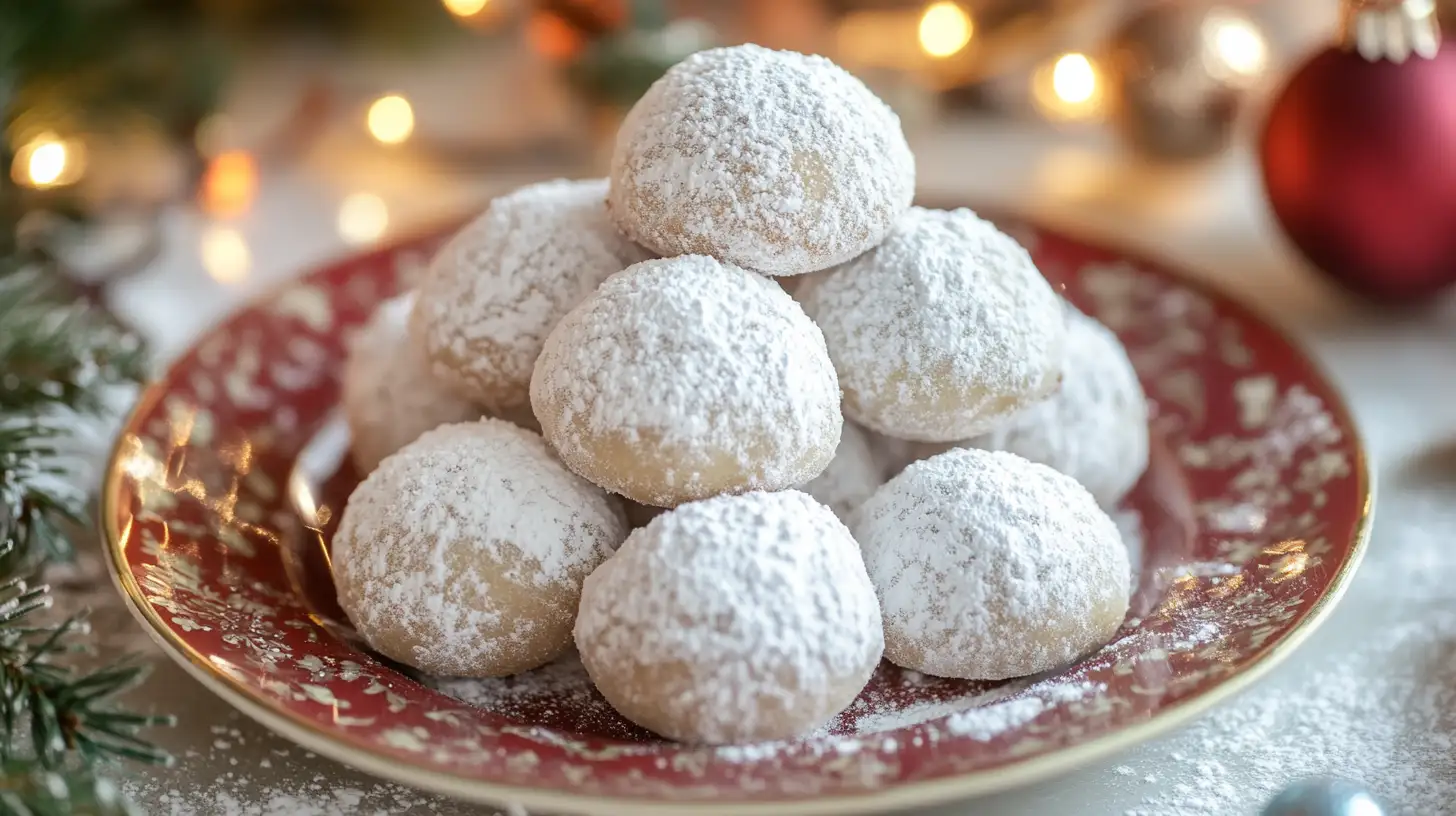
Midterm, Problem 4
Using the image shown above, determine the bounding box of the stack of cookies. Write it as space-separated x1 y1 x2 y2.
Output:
332 44 1150 745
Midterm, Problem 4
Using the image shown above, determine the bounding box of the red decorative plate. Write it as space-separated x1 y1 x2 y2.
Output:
104 217 1371 815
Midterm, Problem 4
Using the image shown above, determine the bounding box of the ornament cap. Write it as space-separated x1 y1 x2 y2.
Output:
1340 0 1442 62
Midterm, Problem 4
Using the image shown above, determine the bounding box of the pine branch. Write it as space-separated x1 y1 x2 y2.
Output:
0 261 146 418
0 421 87 567
0 252 147 571
0 238 169 803
0 579 174 771
0 760 140 816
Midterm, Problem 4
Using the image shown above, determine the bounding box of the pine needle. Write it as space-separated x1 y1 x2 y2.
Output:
0 579 175 771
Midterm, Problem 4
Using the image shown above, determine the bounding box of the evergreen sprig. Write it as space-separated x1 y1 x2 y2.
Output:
0 258 146 570
0 266 145 415
2 40 167 801
0 260 169 802
0 579 175 771
0 759 139 816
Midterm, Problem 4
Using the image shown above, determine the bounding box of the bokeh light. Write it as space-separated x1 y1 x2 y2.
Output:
1033 53 1104 122
1206 14 1269 81
918 2 973 59
11 133 85 189
337 192 389 246
200 150 258 217
366 95 415 145
442 0 489 17
201 225 250 284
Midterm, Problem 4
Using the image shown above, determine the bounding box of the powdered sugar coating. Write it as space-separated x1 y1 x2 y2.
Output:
341 292 484 474
800 422 884 521
853 448 1129 680
412 179 651 411
574 491 883 743
608 44 914 276
333 420 628 678
800 207 1066 442
530 255 842 507
970 305 1149 507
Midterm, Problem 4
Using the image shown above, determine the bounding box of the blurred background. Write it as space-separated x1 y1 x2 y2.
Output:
7 0 1454 364
5 4 1456 812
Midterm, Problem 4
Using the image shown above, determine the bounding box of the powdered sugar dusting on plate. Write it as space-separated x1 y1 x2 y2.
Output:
428 652 649 741
429 652 1111 757
1117 492 1456 816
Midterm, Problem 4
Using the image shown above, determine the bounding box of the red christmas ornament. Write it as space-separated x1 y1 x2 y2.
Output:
1259 0 1456 302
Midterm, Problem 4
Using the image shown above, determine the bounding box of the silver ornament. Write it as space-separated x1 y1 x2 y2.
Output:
1262 778 1386 816
1104 3 1270 159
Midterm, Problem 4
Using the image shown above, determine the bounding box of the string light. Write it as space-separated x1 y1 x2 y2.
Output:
200 150 258 217
366 95 415 145
201 225 250 284
1205 13 1269 81
1032 53 1104 122
1053 54 1097 104
442 0 489 18
337 193 389 246
10 133 85 189
528 11 584 60
918 2 973 59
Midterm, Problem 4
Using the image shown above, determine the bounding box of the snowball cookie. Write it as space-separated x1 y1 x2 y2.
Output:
853 448 1129 681
608 44 914 277
342 292 484 474
412 178 651 412
333 420 628 678
531 255 842 507
799 422 885 521
800 207 1066 442
968 306 1149 507
575 491 883 744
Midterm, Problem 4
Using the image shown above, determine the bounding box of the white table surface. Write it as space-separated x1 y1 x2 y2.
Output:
97 115 1456 816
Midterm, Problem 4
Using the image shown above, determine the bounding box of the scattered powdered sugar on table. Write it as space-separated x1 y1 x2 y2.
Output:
121 722 494 816
1116 492 1456 816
